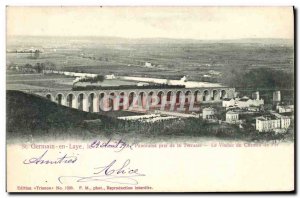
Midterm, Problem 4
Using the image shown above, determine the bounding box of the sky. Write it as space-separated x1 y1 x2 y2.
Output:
6 6 294 40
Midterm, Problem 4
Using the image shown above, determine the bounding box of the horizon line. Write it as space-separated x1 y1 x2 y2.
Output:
6 35 293 41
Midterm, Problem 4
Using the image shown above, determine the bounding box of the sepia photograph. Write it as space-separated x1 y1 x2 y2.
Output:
5 6 295 192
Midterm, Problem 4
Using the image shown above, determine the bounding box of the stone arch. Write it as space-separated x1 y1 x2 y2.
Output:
185 90 192 103
157 91 165 105
220 90 227 99
166 91 174 102
45 93 53 101
138 91 147 108
98 92 106 111
88 92 98 112
148 91 155 106
176 90 183 103
194 90 201 103
77 93 88 111
148 91 154 97
66 93 76 108
203 90 210 101
108 92 116 111
119 92 127 110
55 93 65 105
212 90 218 101
128 91 137 107
138 91 146 96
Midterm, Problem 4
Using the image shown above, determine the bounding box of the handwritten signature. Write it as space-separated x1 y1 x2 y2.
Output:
58 159 145 185
23 150 78 165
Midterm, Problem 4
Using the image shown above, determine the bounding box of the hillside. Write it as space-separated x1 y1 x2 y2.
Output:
6 90 116 139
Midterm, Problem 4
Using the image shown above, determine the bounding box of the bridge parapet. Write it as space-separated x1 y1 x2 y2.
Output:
28 87 235 112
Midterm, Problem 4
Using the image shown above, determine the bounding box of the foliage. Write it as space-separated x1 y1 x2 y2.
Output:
222 67 294 90
8 61 56 73
78 75 105 83
6 90 119 135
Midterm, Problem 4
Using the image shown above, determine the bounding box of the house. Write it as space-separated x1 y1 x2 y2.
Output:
256 114 291 132
137 82 149 86
105 74 116 79
222 98 235 108
271 113 291 129
222 96 264 109
226 111 239 123
145 62 153 67
256 116 281 132
202 107 215 120
277 105 294 113
247 106 261 112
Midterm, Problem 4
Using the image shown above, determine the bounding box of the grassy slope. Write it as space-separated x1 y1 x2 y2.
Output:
6 90 109 138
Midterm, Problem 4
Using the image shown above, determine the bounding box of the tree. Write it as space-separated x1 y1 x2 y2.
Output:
34 50 40 59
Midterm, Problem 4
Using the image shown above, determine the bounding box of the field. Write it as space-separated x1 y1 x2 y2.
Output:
7 36 294 86
6 35 295 142
6 71 138 91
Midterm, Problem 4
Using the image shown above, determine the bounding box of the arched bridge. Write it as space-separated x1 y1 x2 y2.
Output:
30 87 235 112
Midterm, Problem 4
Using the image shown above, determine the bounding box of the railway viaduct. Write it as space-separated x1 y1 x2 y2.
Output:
30 87 235 112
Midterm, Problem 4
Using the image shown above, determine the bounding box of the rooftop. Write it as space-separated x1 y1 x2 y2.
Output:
223 98 232 101
226 111 238 115
239 98 249 102
256 115 279 121
203 107 215 111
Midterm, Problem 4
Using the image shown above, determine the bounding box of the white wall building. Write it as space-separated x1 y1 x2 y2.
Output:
256 116 281 132
236 97 264 108
226 111 239 123
222 98 235 108
202 107 215 120
281 116 291 129
256 114 291 132
105 74 116 79
277 105 294 113
222 96 264 109
145 62 152 67
137 82 150 86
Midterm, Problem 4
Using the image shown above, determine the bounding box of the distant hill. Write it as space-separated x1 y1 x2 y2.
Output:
7 35 293 46
6 90 115 137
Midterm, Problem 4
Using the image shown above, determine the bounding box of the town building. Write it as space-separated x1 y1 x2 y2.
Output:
256 116 280 132
222 98 235 108
280 116 291 129
277 105 294 113
202 107 216 120
226 111 239 123
222 96 264 109
256 114 291 132
145 62 153 67
137 82 150 86
105 74 116 79
247 106 261 112
237 96 264 108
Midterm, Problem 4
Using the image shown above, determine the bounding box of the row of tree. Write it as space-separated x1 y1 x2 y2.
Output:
8 61 56 73
221 67 294 90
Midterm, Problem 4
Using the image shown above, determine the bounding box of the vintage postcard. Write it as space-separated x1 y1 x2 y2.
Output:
6 7 295 192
